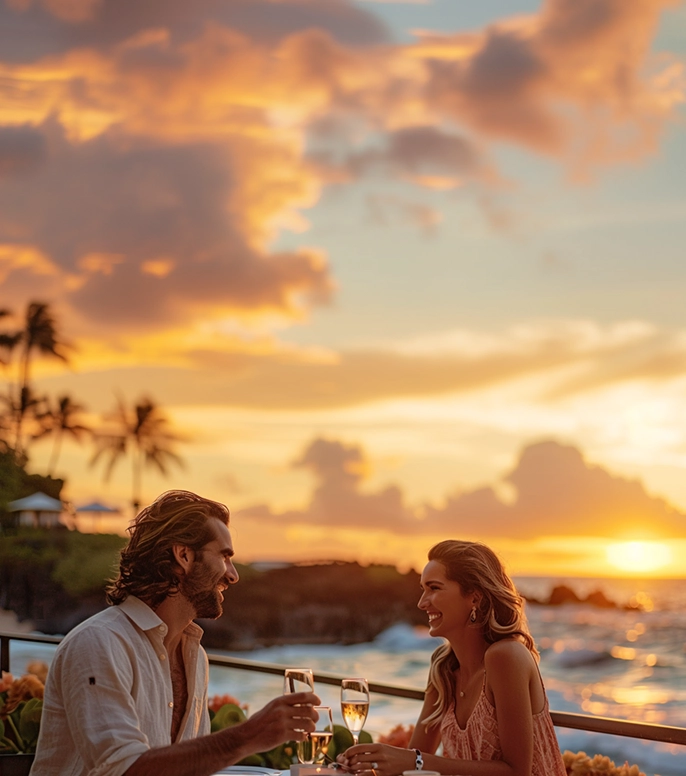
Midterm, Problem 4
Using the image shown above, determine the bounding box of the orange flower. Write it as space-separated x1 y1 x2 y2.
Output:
26 661 49 685
0 670 14 693
2 674 44 715
378 724 415 748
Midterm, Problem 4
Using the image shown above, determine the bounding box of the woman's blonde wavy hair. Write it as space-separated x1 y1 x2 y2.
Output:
421 540 537 731
106 490 230 609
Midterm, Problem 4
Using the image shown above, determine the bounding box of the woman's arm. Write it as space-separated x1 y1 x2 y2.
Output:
341 642 538 776
339 686 441 776
481 640 536 776
408 685 441 753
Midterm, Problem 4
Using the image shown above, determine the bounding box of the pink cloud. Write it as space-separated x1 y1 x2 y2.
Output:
0 0 681 344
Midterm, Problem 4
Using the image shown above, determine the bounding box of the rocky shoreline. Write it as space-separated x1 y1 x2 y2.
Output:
0 567 645 648
523 583 640 610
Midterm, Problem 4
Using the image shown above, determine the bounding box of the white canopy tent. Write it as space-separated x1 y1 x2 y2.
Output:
75 501 121 532
7 492 65 528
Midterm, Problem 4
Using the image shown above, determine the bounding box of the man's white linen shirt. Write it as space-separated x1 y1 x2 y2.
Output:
30 595 211 776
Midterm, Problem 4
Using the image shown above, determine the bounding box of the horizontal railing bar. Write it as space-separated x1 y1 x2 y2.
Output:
1 632 63 647
3 631 685 746
549 711 686 746
205 654 686 744
206 653 426 699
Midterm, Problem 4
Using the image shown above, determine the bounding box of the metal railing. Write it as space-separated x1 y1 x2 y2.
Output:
3 631 686 747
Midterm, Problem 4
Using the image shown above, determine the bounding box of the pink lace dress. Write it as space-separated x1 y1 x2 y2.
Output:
440 681 566 776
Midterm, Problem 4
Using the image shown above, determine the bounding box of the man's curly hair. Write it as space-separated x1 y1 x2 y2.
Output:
106 490 230 608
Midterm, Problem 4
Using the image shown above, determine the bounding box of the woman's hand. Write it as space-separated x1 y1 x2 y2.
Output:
337 742 417 776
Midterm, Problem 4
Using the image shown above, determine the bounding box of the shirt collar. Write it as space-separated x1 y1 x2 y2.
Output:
119 595 205 642
119 595 165 632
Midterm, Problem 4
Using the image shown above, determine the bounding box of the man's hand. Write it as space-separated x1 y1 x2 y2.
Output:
126 691 321 776
234 691 321 753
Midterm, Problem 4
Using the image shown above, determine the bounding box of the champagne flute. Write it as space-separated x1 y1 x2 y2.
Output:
310 706 334 765
284 668 315 764
284 667 314 695
341 677 369 746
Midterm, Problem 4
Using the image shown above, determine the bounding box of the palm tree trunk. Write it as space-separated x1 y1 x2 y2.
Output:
48 431 63 476
14 343 31 455
132 446 143 515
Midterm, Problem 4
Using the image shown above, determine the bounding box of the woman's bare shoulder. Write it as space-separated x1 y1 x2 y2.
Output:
484 638 535 670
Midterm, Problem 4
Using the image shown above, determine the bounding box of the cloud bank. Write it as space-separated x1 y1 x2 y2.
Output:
0 0 682 353
239 436 686 540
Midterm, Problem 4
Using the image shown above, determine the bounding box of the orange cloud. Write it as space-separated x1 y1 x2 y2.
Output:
0 119 333 332
239 437 686 540
0 0 682 348
27 319 686 413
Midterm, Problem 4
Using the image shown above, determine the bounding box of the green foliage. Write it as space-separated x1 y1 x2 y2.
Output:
0 448 63 532
0 450 23 507
52 532 125 596
327 724 372 761
209 702 302 769
18 698 42 748
210 702 247 733
209 706 374 770
0 696 43 754
0 529 61 566
0 529 126 603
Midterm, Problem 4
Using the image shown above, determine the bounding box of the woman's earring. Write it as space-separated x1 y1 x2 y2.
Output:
470 605 477 623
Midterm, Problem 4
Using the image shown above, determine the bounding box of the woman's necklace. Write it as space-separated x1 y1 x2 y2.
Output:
457 670 466 698
458 666 484 698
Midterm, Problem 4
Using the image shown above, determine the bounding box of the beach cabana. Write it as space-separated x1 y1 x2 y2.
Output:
7 492 64 528
75 501 120 532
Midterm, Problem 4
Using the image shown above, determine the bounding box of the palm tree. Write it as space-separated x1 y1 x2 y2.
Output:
0 308 21 366
9 302 72 455
1 384 44 461
1 308 18 448
33 394 91 475
91 395 185 513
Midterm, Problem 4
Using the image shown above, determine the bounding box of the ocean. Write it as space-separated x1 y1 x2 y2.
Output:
6 576 686 776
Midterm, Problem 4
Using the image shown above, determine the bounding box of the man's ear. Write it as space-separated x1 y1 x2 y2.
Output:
172 544 195 574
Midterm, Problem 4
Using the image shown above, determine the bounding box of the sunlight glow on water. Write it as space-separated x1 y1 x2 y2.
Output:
606 541 672 575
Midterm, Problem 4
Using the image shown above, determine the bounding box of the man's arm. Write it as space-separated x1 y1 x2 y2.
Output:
126 691 320 776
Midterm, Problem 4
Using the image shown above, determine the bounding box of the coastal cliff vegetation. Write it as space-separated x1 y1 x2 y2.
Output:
0 529 424 647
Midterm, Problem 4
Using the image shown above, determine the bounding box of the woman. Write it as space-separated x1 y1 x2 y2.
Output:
339 540 566 776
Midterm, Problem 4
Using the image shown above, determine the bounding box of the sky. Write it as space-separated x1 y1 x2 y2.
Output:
1 0 685 578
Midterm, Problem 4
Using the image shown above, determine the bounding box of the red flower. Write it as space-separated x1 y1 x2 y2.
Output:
378 724 415 748
208 693 248 713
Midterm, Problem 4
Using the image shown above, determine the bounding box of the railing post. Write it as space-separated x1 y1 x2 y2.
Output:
1 634 9 673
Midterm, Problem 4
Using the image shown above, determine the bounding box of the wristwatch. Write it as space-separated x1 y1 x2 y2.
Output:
413 749 423 770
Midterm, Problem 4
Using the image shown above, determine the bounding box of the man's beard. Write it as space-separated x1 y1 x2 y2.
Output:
179 555 225 619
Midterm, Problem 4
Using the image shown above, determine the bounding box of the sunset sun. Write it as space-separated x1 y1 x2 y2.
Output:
606 541 672 576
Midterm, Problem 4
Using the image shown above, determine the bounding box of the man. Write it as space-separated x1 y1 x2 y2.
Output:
31 490 320 776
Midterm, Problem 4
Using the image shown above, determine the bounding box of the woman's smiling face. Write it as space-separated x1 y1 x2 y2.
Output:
418 559 475 639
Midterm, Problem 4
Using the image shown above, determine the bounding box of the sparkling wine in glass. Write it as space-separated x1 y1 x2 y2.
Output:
341 678 369 746
307 706 334 765
284 668 315 764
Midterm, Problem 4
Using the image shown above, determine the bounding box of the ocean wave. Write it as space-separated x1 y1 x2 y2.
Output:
551 647 616 668
373 623 435 652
